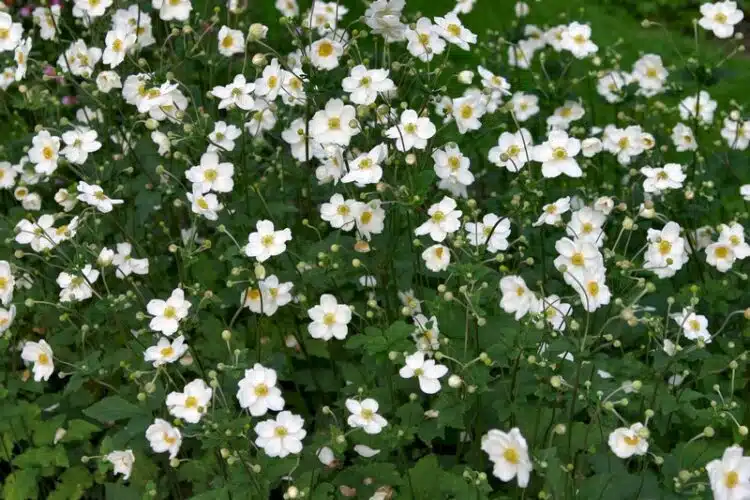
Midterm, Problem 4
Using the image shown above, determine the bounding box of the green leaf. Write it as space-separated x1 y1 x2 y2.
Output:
83 396 146 423
3 470 39 500
62 419 101 443
12 445 69 469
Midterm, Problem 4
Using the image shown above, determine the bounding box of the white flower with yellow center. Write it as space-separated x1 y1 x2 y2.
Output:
217 25 244 57
399 351 448 394
254 411 306 458
608 423 649 459
532 130 582 178
144 335 188 367
672 308 711 343
307 294 351 341
346 398 388 435
237 363 285 416
244 220 292 263
481 428 532 487
146 418 181 459
415 196 462 243
166 379 212 424
147 287 191 336
706 445 750 500
21 339 54 382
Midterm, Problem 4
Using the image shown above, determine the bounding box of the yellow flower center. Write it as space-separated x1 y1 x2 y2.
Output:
573 33 586 44
571 252 585 266
160 346 175 357
460 105 473 119
418 33 430 45
337 204 350 216
587 281 600 296
197 198 209 210
268 75 278 88
184 396 198 408
503 448 520 464
360 211 373 224
254 384 269 397
658 240 672 255
446 24 461 37
359 158 373 170
715 246 729 259
317 41 334 57
163 306 177 319
413 368 424 376
726 470 739 489
113 39 123 52
360 76 371 87
646 68 658 78
204 169 217 181
261 234 275 247
431 211 445 222
507 145 520 157
617 137 629 149
0 277 6 290
42 146 54 160
404 123 417 134
560 107 572 118
246 288 260 301
448 156 460 171
163 432 177 445
94 191 107 201
582 222 593 234
730 235 741 246
552 147 567 160
38 353 50 365
714 12 728 24
623 435 639 446
0 29 8 40
274 426 288 437
515 286 525 297
323 313 336 326
221 35 234 48
688 319 701 331
434 246 444 259
328 117 341 130
361 408 374 420
656 171 668 181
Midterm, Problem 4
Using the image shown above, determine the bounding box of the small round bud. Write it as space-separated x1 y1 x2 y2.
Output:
448 374 463 388
221 330 232 341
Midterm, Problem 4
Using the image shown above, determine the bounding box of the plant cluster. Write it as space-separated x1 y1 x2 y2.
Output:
1 0 750 499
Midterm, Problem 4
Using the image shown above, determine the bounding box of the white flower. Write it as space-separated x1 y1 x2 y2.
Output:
282 118 320 161
0 261 14 306
237 363 285 416
77 182 124 213
0 305 16 333
364 0 407 42
385 109 436 151
33 6 60 41
434 13 477 50
412 314 439 352
399 290 422 315
244 220 292 263
309 98 359 146
597 71 632 103
560 22 598 58
706 241 736 272
415 196 462 242
663 339 678 356
533 130 582 178
554 237 603 285
673 308 711 343
353 445 380 457
499 275 539 320
465 214 511 253
211 75 255 110
422 244 451 272
511 92 540 122
608 423 648 459
632 54 668 96
641 163 686 194
144 336 188 367
643 222 689 279
57 265 99 303
572 269 611 312
742 185 750 201
254 411 306 458
151 131 171 156
14 215 56 253
73 0 113 18
567 207 606 247
541 295 572 332
515 1 530 17
399 351 449 394
718 222 750 260
96 71 122 93
103 29 135 68
534 197 570 227
481 428 532 487
342 65 395 105
0 13 22 53
706 445 750 500
488 129 533 172
147 288 191 336
0 161 16 189
217 25 244 57
14 37 31 81
275 0 299 17
307 294 352 341
166 379 212 424
699 1 744 38
433 145 474 188
342 143 388 186
670 123 697 152
112 243 149 279
22 192 42 211
309 38 343 70
405 18 446 62
452 94 486 134
186 187 222 221
146 418 182 459
722 116 750 150
61 127 101 165
207 121 241 153
29 130 61 175
254 58 284 101
186 152 234 194
321 193 359 230
547 100 585 130
153 0 192 21
355 200 386 240
58 39 102 77
106 450 135 481
21 340 54 382
242 275 294 316
679 91 717 124
346 398 388 434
